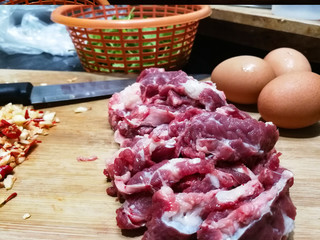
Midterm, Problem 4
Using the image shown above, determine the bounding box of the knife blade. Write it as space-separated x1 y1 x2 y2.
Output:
0 74 210 108
0 78 137 108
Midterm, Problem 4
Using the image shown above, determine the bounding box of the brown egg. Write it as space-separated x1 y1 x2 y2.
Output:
258 71 320 129
211 56 276 104
264 47 312 76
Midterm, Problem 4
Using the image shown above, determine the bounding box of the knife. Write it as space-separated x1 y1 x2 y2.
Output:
0 78 137 108
0 74 210 108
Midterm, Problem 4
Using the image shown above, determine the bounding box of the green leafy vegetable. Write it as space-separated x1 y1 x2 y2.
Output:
83 7 187 73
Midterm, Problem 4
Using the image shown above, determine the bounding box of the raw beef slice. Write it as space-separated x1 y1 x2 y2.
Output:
105 68 296 240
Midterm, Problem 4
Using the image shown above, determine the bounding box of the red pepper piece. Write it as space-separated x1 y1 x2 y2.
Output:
1 125 22 139
0 192 17 206
33 118 44 122
0 165 13 180
0 119 11 128
24 109 30 119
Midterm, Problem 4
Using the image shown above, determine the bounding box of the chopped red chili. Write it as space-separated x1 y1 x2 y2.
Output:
0 119 11 127
1 125 22 139
0 192 17 207
24 109 30 119
0 165 13 180
32 118 44 122
77 155 98 162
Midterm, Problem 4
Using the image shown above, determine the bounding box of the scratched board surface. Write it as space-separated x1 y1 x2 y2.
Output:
0 70 319 240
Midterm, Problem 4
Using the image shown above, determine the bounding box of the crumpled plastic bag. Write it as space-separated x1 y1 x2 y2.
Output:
0 6 75 56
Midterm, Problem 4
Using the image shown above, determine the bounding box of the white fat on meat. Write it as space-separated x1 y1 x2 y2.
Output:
208 174 220 188
159 186 226 235
202 170 294 240
242 141 261 153
114 171 131 185
113 129 126 145
231 164 257 180
112 83 142 110
162 206 203 235
125 105 148 126
115 158 202 195
215 179 263 204
148 133 176 154
282 212 295 236
157 158 201 179
182 80 218 100
265 121 275 126
161 186 209 235
164 138 176 149
196 138 261 160
141 107 174 127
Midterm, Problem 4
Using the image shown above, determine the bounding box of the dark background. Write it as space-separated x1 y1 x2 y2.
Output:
1 7 319 75
2 32 319 75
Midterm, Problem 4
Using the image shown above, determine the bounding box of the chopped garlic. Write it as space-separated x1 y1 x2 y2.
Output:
3 175 17 190
19 129 29 141
39 120 55 128
0 103 58 190
67 77 78 83
22 213 31 220
12 115 26 125
43 112 56 122
28 110 40 119
0 152 11 166
74 106 90 113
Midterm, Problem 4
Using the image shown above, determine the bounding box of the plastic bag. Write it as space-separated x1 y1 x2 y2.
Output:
0 6 75 56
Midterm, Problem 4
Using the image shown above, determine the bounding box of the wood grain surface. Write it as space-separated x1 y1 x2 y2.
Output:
0 69 319 240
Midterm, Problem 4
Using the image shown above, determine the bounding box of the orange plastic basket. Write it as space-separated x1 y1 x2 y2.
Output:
51 5 212 73
0 0 108 5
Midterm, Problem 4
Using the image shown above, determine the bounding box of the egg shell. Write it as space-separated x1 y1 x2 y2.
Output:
211 55 276 104
258 71 320 129
264 47 312 76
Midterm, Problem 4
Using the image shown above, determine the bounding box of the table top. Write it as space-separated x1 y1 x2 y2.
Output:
0 69 319 240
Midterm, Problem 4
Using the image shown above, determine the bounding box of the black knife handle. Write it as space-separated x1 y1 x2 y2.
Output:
0 82 33 106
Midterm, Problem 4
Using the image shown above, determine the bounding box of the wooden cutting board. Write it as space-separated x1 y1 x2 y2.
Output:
0 69 319 240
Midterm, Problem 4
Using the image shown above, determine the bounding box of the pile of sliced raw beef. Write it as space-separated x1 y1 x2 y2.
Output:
104 68 296 240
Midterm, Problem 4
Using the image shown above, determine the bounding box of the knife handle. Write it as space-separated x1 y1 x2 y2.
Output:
0 82 33 106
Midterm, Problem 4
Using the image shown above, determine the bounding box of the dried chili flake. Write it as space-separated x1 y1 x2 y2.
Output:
0 119 11 127
77 156 98 162
32 118 44 122
1 125 22 139
0 192 17 207
0 165 13 180
24 109 30 119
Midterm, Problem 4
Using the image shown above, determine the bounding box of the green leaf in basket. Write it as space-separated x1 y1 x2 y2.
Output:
83 8 189 73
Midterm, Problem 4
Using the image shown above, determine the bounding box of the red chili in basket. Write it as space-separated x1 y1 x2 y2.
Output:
0 165 13 180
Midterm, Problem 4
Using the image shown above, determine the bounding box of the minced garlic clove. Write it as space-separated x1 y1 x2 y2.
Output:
3 175 17 190
74 106 90 113
22 213 31 220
